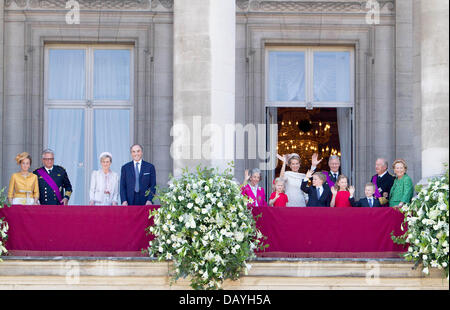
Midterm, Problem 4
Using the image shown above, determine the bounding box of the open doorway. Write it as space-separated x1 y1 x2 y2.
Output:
265 107 353 193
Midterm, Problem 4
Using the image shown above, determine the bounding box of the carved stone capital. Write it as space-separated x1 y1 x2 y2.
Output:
151 0 173 10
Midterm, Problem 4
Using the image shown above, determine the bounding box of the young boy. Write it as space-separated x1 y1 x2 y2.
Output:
300 170 332 207
349 183 382 208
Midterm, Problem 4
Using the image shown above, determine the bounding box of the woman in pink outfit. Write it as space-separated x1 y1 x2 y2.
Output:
241 168 267 207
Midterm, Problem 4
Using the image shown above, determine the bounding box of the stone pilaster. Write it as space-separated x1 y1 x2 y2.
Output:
420 0 449 180
0 0 4 188
1 12 27 187
173 0 236 175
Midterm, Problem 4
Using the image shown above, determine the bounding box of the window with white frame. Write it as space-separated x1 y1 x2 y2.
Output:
44 44 134 205
266 47 354 108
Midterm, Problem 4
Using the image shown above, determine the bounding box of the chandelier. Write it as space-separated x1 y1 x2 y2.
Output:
277 109 340 168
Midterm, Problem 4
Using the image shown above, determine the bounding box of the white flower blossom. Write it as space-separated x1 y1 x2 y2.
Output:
234 232 244 242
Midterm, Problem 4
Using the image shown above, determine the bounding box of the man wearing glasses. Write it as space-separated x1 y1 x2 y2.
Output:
33 149 73 205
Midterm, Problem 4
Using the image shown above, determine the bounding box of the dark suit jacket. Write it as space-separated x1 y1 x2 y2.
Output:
349 196 382 208
33 165 73 205
300 179 332 207
120 160 156 205
371 172 395 198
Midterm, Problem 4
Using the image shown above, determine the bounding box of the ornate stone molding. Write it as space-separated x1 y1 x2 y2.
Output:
236 0 250 10
5 0 394 13
5 0 27 7
5 0 151 10
151 0 173 10
237 0 395 13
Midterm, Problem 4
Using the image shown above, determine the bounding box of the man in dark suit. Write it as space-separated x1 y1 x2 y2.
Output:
349 183 382 208
371 158 395 205
120 144 156 206
310 153 341 188
300 170 332 207
33 149 72 205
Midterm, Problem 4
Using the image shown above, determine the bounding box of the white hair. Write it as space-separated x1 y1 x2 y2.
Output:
42 148 55 157
99 152 113 162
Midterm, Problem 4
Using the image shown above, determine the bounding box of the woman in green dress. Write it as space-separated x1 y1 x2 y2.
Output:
389 159 414 207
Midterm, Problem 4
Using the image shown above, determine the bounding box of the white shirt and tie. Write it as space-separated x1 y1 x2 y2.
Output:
367 196 374 207
316 186 323 198
311 165 339 182
133 159 142 193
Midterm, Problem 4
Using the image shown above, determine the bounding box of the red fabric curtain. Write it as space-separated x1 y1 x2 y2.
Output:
0 205 157 257
0 205 407 258
252 207 407 258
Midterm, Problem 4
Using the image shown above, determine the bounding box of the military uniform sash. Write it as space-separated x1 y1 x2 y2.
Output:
36 168 63 204
372 175 382 198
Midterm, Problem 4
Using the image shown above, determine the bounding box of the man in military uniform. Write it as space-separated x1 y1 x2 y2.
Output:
33 149 73 205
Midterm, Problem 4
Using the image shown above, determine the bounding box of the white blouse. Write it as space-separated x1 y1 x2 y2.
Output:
89 170 120 205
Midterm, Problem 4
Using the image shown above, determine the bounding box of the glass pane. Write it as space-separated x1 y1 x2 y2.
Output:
313 52 350 102
93 109 131 175
48 49 86 100
268 51 305 102
48 109 85 205
94 50 131 100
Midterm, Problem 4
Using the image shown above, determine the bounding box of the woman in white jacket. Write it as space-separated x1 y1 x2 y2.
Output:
89 152 119 205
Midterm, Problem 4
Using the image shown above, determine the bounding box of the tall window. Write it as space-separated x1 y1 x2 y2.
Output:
266 46 354 107
265 46 354 188
45 45 134 204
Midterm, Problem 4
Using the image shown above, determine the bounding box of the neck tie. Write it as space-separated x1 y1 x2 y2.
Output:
135 162 140 192
48 169 52 175
317 187 321 198
369 198 373 207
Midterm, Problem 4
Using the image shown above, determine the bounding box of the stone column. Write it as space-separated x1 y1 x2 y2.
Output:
420 0 449 180
0 1 4 188
173 0 236 176
1 13 27 187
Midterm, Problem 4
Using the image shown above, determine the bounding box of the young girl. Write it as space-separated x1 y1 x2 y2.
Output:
269 177 289 207
330 175 352 208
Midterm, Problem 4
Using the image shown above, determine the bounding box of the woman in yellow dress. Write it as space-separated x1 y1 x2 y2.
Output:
8 152 39 205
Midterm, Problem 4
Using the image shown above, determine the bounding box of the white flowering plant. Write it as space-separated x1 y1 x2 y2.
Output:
392 165 449 279
0 187 11 260
144 164 268 290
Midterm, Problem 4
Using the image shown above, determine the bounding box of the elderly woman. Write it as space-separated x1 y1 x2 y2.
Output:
89 152 120 205
389 159 414 207
277 153 307 207
8 152 39 205
241 168 267 207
